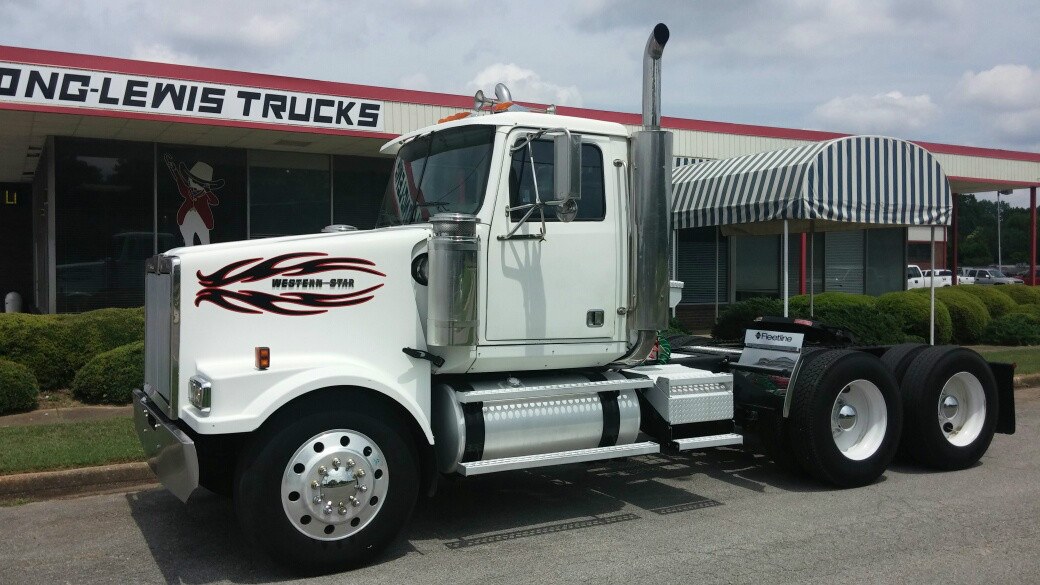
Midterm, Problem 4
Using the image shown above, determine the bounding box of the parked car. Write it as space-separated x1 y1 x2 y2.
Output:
957 267 976 285
907 265 951 289
967 268 1020 285
923 269 952 287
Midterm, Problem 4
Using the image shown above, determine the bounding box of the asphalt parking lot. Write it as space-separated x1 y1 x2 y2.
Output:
2 388 1038 585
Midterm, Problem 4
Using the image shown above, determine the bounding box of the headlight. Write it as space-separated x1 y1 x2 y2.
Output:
188 376 211 411
411 253 429 286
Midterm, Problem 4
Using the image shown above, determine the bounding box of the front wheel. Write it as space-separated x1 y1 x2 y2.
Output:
234 401 419 573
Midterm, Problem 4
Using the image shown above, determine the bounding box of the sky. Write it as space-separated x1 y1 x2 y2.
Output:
2 0 1039 203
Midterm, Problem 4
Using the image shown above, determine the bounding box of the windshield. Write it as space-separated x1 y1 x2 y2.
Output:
376 126 496 227
990 270 1007 278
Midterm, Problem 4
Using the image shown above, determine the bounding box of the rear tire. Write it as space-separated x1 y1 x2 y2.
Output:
788 349 902 487
881 343 928 384
234 399 419 574
900 346 998 470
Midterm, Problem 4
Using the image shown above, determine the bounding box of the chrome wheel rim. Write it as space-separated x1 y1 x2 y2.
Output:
280 429 389 540
938 372 986 447
831 379 888 461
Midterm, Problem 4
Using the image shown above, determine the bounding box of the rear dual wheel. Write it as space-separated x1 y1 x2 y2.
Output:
787 350 902 487
897 346 998 470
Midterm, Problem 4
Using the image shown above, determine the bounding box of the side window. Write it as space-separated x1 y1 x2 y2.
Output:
509 139 605 222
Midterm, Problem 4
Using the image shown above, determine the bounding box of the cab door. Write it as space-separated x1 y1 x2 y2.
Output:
485 131 620 341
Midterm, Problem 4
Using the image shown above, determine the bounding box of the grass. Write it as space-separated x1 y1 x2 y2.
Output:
0 417 144 475
979 347 1040 375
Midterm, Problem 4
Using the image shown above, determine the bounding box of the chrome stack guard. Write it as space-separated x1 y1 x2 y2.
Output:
133 388 198 502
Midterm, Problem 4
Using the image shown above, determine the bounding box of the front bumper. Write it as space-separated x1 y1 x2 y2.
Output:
133 388 199 502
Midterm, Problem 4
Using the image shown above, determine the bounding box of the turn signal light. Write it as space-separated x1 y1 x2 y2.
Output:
256 346 271 370
437 111 471 124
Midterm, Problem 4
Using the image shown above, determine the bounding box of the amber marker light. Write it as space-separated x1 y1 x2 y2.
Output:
256 346 271 370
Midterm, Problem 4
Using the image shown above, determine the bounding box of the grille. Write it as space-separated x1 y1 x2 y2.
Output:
144 255 180 418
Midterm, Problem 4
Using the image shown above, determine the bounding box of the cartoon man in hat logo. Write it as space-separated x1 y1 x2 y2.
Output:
164 154 224 246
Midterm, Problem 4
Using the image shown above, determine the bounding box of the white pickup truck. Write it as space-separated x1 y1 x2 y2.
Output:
907 265 951 289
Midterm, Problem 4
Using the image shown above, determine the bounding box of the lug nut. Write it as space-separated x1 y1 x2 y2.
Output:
338 506 348 516
318 465 327 476
359 484 368 493
355 468 365 478
312 495 322 504
332 458 341 469
350 496 361 507
346 458 355 468
311 480 319 490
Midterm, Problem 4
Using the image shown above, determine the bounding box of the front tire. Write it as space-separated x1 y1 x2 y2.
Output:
900 346 998 470
234 401 419 573
788 349 902 487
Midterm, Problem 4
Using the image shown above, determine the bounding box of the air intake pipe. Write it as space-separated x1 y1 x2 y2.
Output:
617 23 672 366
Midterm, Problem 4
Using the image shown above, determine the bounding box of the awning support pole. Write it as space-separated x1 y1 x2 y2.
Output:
799 233 807 295
951 194 959 285
714 226 720 320
929 226 936 345
810 221 816 318
1031 187 1037 287
783 220 789 317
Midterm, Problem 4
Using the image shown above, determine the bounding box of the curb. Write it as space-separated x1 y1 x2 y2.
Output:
1015 373 1040 388
0 462 156 501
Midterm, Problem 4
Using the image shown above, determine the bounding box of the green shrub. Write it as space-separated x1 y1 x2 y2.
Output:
929 288 990 344
790 303 907 345
788 292 877 315
667 316 690 335
0 308 145 392
65 308 146 371
71 341 144 405
953 285 1016 318
981 313 1040 346
0 314 75 391
876 290 953 344
0 359 39 415
1012 304 1040 319
996 285 1040 305
712 297 784 340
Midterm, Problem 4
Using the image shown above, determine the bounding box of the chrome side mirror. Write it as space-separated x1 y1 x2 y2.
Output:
552 133 582 222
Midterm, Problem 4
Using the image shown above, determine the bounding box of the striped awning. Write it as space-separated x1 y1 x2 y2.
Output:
672 136 952 230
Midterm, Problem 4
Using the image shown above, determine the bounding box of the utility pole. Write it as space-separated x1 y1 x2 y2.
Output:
998 189 1013 270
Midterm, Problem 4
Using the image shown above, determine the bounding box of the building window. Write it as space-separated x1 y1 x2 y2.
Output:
158 144 246 248
734 234 780 300
333 155 393 230
54 138 153 312
248 150 330 238
676 227 728 304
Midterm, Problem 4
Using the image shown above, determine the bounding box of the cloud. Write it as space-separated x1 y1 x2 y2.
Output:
955 64 1040 110
467 63 583 107
809 91 939 134
130 44 199 66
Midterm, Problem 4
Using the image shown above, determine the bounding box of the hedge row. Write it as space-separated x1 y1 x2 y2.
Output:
713 282 1040 346
0 359 39 415
0 307 144 391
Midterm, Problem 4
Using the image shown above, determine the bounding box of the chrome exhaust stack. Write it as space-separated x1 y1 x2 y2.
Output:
617 24 672 366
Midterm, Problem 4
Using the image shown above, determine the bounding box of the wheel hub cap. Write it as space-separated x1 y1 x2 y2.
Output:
939 395 959 419
938 372 986 447
836 404 858 431
281 430 388 541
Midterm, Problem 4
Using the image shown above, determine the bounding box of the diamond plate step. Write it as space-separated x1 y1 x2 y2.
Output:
672 433 743 451
455 378 653 404
457 442 661 476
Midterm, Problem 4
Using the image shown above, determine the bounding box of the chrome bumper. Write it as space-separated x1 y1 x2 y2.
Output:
133 388 198 502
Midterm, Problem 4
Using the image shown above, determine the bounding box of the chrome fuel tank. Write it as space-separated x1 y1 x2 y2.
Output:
432 372 641 473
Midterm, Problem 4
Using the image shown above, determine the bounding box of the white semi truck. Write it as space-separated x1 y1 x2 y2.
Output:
135 24 1016 573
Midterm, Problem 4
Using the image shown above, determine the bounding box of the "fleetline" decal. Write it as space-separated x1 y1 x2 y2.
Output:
195 252 385 316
